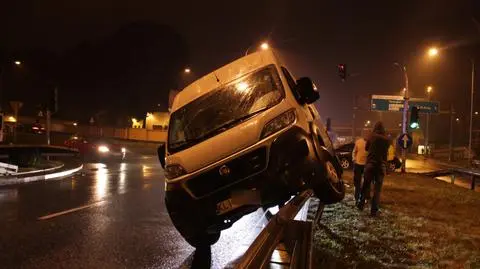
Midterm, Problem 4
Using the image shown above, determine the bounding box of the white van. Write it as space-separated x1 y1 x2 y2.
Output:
158 49 344 248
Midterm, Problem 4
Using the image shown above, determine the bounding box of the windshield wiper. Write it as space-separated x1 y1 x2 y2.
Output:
195 106 271 141
170 106 271 150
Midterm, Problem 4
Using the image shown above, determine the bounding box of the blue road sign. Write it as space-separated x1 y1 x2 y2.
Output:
371 95 439 113
397 133 413 149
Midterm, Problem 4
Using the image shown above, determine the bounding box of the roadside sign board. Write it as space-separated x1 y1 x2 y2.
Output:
397 133 413 149
371 95 439 113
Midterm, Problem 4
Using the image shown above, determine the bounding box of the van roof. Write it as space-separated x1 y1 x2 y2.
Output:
171 49 282 112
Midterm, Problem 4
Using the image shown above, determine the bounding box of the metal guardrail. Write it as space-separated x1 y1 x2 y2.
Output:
425 168 480 191
0 162 19 175
452 168 480 190
235 189 324 269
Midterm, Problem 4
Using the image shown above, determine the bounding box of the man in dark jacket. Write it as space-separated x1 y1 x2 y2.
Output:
357 121 391 216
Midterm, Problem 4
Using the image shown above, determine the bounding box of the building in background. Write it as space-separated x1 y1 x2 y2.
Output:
145 112 169 130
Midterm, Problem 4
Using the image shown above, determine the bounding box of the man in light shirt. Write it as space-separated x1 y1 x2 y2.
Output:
352 131 369 205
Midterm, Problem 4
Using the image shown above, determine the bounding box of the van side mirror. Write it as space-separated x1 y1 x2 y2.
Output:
157 143 166 168
295 77 319 104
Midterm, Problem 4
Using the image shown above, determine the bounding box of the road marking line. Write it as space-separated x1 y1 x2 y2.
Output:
37 200 105 220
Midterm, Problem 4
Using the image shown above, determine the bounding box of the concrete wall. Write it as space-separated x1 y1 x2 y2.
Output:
49 124 168 143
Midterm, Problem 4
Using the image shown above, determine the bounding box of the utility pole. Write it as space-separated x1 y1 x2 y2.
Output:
352 95 357 138
46 87 58 146
449 105 455 162
394 63 410 173
468 59 475 167
425 89 432 156
46 109 51 145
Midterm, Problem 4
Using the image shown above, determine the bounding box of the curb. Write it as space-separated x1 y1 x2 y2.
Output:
0 164 83 186
13 163 65 176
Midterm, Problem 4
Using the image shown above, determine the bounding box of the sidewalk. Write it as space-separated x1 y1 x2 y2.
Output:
312 171 480 268
0 160 83 186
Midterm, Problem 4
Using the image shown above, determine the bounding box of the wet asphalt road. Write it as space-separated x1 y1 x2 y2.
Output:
0 155 268 269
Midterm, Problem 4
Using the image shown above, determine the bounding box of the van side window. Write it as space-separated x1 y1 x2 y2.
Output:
281 67 301 102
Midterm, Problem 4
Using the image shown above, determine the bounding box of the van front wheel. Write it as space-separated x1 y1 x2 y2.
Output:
311 151 345 204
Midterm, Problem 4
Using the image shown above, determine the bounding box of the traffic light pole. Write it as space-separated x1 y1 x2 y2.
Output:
468 59 475 168
399 64 409 173
46 109 51 145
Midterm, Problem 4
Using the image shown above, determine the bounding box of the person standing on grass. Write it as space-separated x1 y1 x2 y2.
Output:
352 130 368 206
357 121 391 216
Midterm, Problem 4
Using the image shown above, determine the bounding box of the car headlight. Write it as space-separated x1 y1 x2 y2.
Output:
164 164 187 179
261 109 296 138
121 147 126 153
98 145 110 153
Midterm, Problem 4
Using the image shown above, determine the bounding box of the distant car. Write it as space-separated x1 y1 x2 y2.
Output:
64 135 126 161
335 143 355 170
335 142 402 172
30 123 45 134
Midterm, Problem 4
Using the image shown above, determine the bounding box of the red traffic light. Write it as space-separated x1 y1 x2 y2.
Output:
338 64 347 79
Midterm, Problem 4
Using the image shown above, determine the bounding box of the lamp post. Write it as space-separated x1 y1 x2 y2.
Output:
425 85 433 155
245 42 269 56
0 60 22 112
427 47 475 167
469 60 475 167
394 62 409 173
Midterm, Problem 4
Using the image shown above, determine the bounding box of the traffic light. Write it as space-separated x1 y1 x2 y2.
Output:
410 106 420 129
338 64 347 80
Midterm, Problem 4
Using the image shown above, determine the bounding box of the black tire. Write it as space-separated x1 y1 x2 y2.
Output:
313 153 345 204
165 196 220 248
388 161 396 172
309 131 345 204
339 157 351 170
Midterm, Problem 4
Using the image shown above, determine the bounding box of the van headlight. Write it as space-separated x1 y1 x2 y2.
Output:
261 110 296 138
164 164 187 179
98 145 110 153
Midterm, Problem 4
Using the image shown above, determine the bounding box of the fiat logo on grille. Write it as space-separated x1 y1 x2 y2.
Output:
219 165 231 176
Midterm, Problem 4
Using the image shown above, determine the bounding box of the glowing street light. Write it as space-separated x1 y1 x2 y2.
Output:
260 42 269 50
475 111 479 115
426 85 433 93
14 61 22 66
428 47 438 57
184 68 191 74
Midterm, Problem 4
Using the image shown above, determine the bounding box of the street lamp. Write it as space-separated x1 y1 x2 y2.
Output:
184 68 191 74
245 41 270 56
428 47 438 57
427 48 475 167
394 62 409 173
425 85 433 154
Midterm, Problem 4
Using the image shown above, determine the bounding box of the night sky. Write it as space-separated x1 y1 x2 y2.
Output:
1 0 479 128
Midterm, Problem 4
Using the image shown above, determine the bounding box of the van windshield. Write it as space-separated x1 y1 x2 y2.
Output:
168 65 285 153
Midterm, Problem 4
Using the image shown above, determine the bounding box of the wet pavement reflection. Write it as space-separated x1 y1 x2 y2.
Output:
0 155 269 268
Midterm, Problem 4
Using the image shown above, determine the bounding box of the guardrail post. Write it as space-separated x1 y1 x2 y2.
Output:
450 174 456 184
